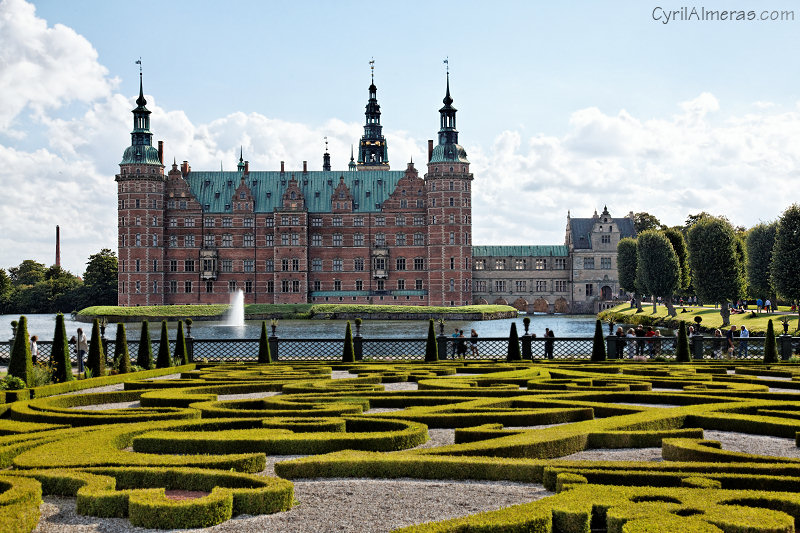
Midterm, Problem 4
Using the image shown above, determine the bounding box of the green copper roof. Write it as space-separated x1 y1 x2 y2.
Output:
120 145 162 165
185 170 414 213
429 143 469 164
472 245 569 257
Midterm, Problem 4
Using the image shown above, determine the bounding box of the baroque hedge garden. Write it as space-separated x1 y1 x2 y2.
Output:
4 359 800 531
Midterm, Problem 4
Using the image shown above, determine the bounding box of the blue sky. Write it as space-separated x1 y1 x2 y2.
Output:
2 0 800 275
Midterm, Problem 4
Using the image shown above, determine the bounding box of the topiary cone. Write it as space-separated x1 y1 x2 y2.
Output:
137 320 153 369
258 321 272 363
51 313 74 382
86 318 105 378
114 323 131 374
342 321 355 363
8 316 33 387
507 322 522 361
591 319 607 362
156 320 172 368
174 321 188 365
764 319 778 364
675 321 691 362
425 319 438 362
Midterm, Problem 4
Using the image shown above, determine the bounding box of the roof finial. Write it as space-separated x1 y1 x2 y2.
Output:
443 56 449 75
350 144 354 161
239 146 243 162
324 136 329 154
442 57 452 105
135 57 146 107
369 57 375 83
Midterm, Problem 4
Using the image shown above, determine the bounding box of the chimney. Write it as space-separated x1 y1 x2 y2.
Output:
157 141 164 164
244 161 249 173
302 161 307 173
181 161 189 176
427 140 433 163
55 225 61 268
280 161 285 173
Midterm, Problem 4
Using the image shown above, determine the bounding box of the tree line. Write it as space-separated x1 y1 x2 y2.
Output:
621 206 800 326
0 249 118 314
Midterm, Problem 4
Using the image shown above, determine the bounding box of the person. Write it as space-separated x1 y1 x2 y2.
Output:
451 328 459 359
653 330 662 356
765 299 772 314
756 298 763 314
615 326 626 359
76 327 88 373
738 325 749 358
544 328 555 359
630 296 635 309
645 327 656 356
635 325 646 356
470 329 479 357
456 330 467 358
725 325 737 359
712 329 723 359
626 328 636 358
688 325 695 336
30 335 38 364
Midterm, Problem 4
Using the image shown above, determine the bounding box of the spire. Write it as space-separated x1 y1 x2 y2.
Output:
120 59 161 166
357 58 389 170
323 136 331 171
349 144 357 171
237 147 245 172
443 57 453 106
135 58 146 107
428 61 468 165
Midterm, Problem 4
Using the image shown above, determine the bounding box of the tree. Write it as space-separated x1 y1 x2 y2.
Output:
684 212 714 232
8 316 33 386
771 204 800 330
258 321 272 363
687 216 746 326
633 212 663 234
9 260 47 286
83 249 118 306
764 319 778 364
617 238 642 311
86 318 106 378
636 230 680 316
51 313 74 382
425 319 438 362
675 322 691 362
591 319 606 361
114 323 131 374
156 320 172 368
174 321 188 365
507 322 521 361
746 222 777 300
137 320 153 369
342 321 355 363
663 228 690 292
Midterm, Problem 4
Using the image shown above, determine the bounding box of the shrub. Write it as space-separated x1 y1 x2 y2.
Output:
51 313 74 383
8 316 33 387
174 321 188 365
507 322 521 361
591 319 606 362
258 321 272 364
156 321 172 369
342 321 355 363
86 318 106 378
425 319 438 362
115 323 131 374
0 376 26 391
137 320 153 369
765 319 778 364
675 321 691 362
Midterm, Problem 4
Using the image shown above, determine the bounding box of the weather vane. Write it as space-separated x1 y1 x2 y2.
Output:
369 58 375 82
324 136 328 153
135 57 142 75
443 56 449 74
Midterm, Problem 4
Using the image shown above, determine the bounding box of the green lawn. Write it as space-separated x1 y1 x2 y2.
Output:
600 302 800 335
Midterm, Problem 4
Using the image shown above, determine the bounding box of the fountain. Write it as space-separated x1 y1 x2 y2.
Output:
225 290 245 328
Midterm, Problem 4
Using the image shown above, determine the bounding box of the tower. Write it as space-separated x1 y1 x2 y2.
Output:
115 67 166 306
357 60 389 171
425 70 473 305
322 137 332 171
55 225 61 268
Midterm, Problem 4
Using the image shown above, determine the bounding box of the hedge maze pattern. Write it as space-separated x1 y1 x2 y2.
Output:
5 361 800 531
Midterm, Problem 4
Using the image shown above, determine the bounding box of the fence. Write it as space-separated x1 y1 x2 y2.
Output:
1 335 798 365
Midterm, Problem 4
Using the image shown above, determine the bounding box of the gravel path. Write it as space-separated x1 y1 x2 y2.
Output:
33 479 552 533
71 401 140 411
63 384 125 395
217 391 280 401
384 382 418 391
560 447 663 462
704 430 800 459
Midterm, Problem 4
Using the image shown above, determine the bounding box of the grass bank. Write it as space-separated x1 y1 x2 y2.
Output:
599 303 800 336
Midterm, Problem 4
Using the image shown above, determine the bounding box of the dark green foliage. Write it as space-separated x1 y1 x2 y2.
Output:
591 320 606 361
663 227 690 291
156 321 172 368
507 322 521 361
51 313 73 382
633 212 663 234
675 322 691 362
136 321 153 369
342 322 355 363
636 230 681 315
8 316 33 387
174 321 188 365
746 222 777 299
617 238 638 294
771 205 800 306
425 319 438 362
114 323 131 374
764 320 778 364
257 321 272 363
86 319 105 378
82 249 118 307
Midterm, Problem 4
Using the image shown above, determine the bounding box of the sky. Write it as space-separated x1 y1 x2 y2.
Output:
1 0 799 276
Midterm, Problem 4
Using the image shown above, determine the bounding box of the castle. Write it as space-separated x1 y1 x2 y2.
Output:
116 69 634 313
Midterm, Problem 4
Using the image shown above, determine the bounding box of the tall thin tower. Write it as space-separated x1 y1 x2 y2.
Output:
55 225 61 268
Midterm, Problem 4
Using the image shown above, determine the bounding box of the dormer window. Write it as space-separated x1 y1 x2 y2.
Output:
227 180 232 186
204 179 210 186
290 191 296 199
215 192 220 198
239 192 246 199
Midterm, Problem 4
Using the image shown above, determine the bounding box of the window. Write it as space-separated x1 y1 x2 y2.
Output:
353 216 364 227
135 259 141 272
354 233 364 246
585 283 594 296
450 257 455 270
536 280 548 291
313 280 321 291
221 260 233 273
373 257 386 270
449 279 455 292
396 216 406 226
222 234 233 247
281 259 289 271
416 199 424 208
583 258 594 269
396 257 406 271
474 280 486 292
413 215 424 226
281 215 290 225
245 280 253 294
495 280 506 292
333 233 343 246
601 235 611 244
355 279 363 290
135 281 141 293
265 234 274 246
375 233 386 246
415 279 424 290
244 234 254 247
354 258 365 271
266 280 274 293
184 281 192 294
495 259 506 270
184 235 195 247
292 258 299 271
375 215 385 226
120 234 126 247
222 217 232 227
397 279 405 290
332 216 343 227
292 280 300 292
312 234 322 246
281 233 289 246
244 218 253 227
228 281 237 293
413 233 425 246
376 280 385 291
206 280 213 293
185 260 195 272
449 232 455 245
168 281 177 294
169 218 176 228
333 259 343 271
266 217 274 227
152 234 158 246
292 216 299 225
396 233 406 246
244 259 254 272
414 257 425 271
265 259 274 272
555 258 567 270
291 233 299 246
169 260 178 272
475 260 485 270
516 259 527 270
555 280 568 292
204 218 215 227
153 259 158 272
601 257 612 269
151 281 157 294
449 181 454 191
333 279 342 291
281 280 290 293
202 258 214 272
168 235 177 247
312 259 322 271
